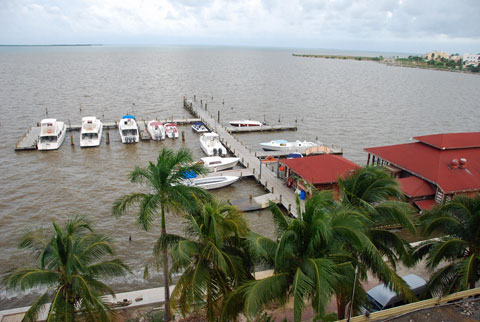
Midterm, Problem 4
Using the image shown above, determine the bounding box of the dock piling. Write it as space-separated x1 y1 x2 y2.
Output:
106 131 110 145
181 130 185 142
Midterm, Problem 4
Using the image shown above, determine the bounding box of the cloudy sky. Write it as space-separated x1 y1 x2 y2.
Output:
1 0 479 53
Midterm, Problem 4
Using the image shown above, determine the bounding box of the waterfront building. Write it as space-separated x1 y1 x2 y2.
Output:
279 154 360 199
365 132 480 211
462 53 480 66
423 51 450 61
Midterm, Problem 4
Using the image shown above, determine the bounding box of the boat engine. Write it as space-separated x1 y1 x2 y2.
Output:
213 148 217 156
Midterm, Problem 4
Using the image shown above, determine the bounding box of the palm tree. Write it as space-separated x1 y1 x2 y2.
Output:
112 147 210 321
335 166 418 318
414 195 480 296
222 191 385 322
155 199 253 321
3 215 130 322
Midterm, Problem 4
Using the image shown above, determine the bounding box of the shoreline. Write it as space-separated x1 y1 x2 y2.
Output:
293 53 480 75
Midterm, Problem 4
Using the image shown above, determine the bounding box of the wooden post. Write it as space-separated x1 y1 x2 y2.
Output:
253 168 255 174
218 110 220 123
280 195 282 202
70 134 74 146
205 103 208 110
249 194 253 200
106 131 110 144
367 153 371 165
272 187 274 193
247 162 249 168
288 204 291 212
181 130 185 142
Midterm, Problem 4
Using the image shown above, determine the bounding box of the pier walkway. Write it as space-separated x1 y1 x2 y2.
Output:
184 97 303 217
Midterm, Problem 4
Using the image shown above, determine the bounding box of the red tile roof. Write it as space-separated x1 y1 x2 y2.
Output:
365 140 480 193
413 132 480 150
280 155 360 185
414 199 438 211
397 176 435 198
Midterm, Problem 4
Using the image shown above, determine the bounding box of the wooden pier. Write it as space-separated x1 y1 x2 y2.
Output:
15 118 201 150
184 97 304 217
227 125 297 133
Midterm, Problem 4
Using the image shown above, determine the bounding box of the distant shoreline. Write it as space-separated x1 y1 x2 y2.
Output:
292 53 479 75
0 44 102 47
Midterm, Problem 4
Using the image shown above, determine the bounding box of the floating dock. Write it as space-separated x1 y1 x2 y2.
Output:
15 118 201 151
227 124 297 133
230 193 279 212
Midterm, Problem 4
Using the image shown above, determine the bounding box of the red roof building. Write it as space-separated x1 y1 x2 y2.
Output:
365 132 480 210
280 155 360 198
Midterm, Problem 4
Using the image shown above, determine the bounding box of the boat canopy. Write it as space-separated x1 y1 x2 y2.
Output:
194 121 205 126
122 115 135 119
181 170 197 179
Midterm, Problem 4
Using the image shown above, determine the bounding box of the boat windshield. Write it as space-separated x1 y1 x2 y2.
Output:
122 129 138 136
39 136 58 143
82 133 98 139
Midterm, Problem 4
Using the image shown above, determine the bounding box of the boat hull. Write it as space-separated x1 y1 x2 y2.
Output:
201 157 239 172
185 176 239 190
80 124 103 148
37 123 67 150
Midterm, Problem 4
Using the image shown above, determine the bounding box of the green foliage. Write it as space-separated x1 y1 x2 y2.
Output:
3 215 130 322
414 195 480 296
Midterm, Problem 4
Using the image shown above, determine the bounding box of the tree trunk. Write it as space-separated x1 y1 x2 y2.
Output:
161 207 171 321
336 297 346 320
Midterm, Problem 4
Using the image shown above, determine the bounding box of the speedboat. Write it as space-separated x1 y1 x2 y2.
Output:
80 116 103 148
182 176 240 190
200 132 227 156
259 140 320 151
199 156 239 172
287 152 303 159
37 118 67 150
147 120 165 140
229 120 263 127
119 115 139 144
165 123 179 139
191 121 209 133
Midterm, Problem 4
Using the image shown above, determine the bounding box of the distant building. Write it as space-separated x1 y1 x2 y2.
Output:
279 154 360 199
449 54 462 62
424 51 450 61
463 53 480 66
365 132 480 212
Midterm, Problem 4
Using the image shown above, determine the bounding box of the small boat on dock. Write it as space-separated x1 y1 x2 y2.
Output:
192 121 209 133
37 118 67 150
119 115 139 144
165 123 179 139
200 132 227 156
229 120 263 127
199 156 239 172
259 140 320 151
182 175 240 190
80 116 103 148
147 120 165 140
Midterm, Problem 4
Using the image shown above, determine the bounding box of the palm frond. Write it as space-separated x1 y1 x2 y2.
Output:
292 267 315 322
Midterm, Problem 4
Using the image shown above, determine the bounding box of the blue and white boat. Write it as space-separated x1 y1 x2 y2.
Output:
191 121 209 133
119 115 139 144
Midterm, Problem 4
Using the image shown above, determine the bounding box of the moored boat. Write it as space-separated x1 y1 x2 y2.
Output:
37 119 67 150
192 121 209 133
147 120 165 140
229 120 263 127
199 156 239 172
165 123 179 139
80 116 103 148
200 132 227 156
182 175 240 190
259 140 320 151
119 115 139 144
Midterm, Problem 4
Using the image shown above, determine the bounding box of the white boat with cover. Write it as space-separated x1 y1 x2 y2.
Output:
200 132 227 156
147 120 165 140
37 118 67 150
80 116 103 147
192 121 209 133
259 139 320 151
119 115 139 144
200 156 239 172
165 123 179 139
182 175 240 190
229 120 263 127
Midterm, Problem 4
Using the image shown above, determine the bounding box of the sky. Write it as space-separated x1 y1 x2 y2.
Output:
1 0 479 54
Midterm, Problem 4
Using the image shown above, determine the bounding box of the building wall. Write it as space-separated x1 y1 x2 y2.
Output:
463 53 480 66
424 51 450 61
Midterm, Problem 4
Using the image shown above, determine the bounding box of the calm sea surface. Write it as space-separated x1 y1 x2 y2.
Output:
0 46 479 309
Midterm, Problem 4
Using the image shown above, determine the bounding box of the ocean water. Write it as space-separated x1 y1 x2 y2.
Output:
0 45 479 309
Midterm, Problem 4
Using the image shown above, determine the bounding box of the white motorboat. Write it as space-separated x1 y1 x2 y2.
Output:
229 120 263 127
192 121 209 133
165 123 179 139
200 132 227 156
147 120 165 140
80 116 103 148
259 140 320 151
37 118 67 150
182 176 240 190
119 115 139 144
199 156 240 172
